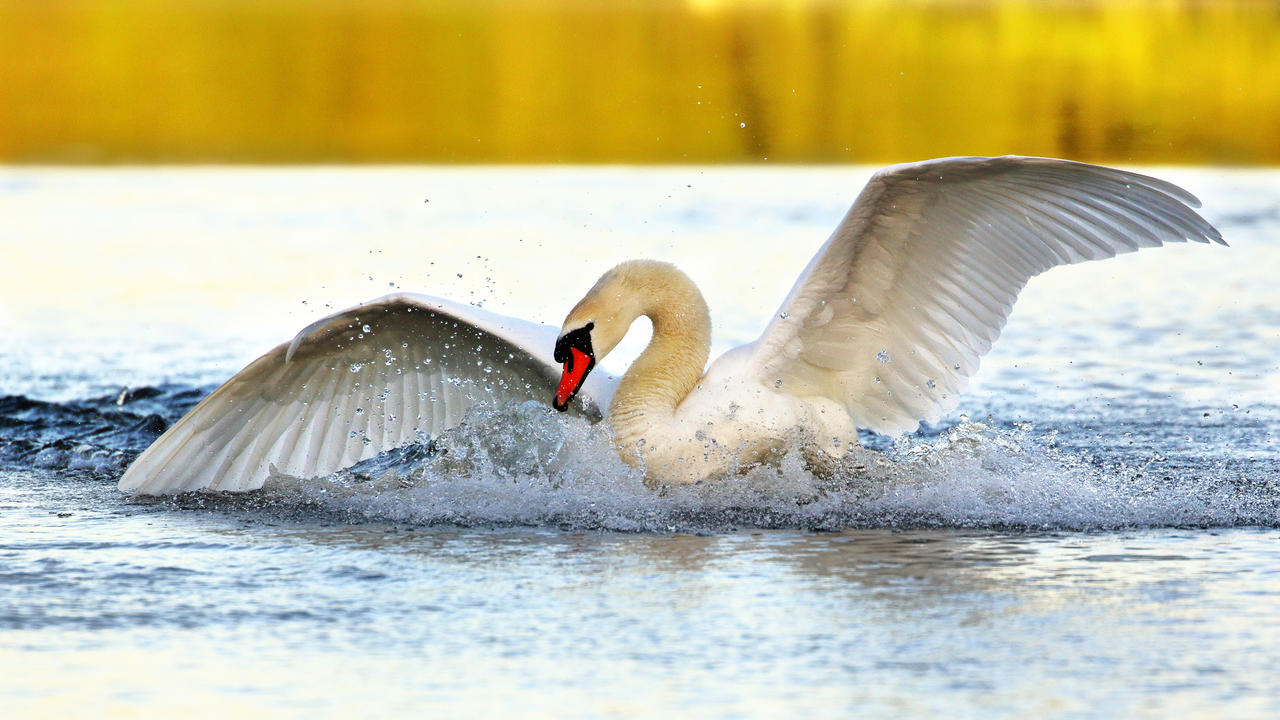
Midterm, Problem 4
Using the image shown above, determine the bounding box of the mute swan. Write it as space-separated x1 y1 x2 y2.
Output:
119 156 1223 494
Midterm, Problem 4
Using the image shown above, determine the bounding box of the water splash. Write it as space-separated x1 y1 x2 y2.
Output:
5 386 1275 531
233 402 1280 532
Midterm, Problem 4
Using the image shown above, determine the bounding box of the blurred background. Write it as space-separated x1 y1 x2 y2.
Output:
1 0 1276 165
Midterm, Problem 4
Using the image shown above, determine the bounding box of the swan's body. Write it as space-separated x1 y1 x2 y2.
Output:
120 157 1223 494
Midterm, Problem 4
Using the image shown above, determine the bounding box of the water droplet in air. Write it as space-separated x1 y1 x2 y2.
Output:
362 324 371 333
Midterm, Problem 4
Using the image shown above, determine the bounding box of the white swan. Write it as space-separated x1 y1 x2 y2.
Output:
119 156 1223 494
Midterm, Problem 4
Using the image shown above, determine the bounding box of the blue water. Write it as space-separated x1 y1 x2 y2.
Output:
1 167 1278 717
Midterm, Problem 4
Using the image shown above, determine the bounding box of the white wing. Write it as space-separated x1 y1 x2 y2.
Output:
743 156 1223 435
120 293 616 494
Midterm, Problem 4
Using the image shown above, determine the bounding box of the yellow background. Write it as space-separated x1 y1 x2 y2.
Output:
1 0 1276 164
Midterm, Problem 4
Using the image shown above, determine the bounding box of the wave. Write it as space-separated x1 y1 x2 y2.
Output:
0 385 204 475
180 401 1280 532
6 387 1276 531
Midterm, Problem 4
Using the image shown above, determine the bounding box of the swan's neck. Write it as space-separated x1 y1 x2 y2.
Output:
608 273 711 451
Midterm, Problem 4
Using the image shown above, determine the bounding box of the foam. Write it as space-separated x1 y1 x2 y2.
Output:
237 402 1279 532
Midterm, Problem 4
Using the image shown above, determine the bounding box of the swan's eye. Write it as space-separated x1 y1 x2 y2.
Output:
554 322 595 364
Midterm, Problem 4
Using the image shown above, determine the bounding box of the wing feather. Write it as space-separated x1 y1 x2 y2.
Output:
743 156 1223 436
121 293 614 494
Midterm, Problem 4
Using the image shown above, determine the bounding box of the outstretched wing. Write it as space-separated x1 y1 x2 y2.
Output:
120 293 615 494
745 156 1223 435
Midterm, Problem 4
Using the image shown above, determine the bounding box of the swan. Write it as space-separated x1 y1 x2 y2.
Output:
119 156 1223 494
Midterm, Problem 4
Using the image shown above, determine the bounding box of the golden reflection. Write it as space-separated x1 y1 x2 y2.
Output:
0 0 1275 163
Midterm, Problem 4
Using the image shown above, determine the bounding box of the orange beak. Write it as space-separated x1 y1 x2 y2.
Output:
552 323 596 412
553 347 593 411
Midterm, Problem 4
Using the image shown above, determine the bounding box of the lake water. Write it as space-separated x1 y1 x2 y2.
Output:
2 166 1278 717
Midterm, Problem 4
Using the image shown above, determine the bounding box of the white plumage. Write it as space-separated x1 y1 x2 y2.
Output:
120 156 1222 494
120 294 613 494
746 156 1221 435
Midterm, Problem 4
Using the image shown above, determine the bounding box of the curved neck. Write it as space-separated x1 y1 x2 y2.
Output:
608 267 711 444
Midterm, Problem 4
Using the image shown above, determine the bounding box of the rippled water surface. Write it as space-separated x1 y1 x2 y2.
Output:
2 166 1278 717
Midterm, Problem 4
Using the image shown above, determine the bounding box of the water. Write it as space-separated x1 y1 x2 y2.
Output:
2 166 1279 716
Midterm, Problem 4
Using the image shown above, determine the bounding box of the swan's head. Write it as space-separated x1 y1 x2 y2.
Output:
552 263 652 411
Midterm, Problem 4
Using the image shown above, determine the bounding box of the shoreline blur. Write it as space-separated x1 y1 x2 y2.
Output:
1 0 1277 165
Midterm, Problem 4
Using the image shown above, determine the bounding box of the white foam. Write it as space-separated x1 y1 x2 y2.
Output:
235 402 1278 532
